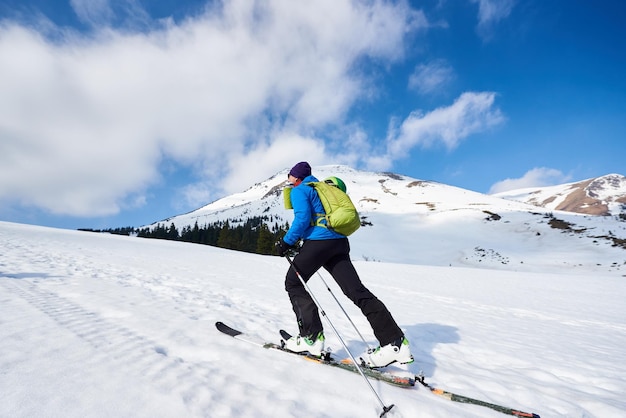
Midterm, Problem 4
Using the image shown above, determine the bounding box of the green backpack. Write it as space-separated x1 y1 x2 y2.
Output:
307 178 361 236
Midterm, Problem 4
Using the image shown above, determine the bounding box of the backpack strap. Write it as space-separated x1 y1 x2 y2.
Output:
307 182 330 229
312 213 329 228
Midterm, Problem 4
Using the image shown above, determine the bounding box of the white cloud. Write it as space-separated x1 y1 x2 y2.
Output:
70 0 114 26
69 0 150 29
408 59 455 95
469 0 515 39
489 168 570 194
326 124 373 169
179 182 215 212
222 132 326 194
0 0 425 217
470 0 515 25
370 91 504 169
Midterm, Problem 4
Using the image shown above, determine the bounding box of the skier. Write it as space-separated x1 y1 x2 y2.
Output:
275 161 414 368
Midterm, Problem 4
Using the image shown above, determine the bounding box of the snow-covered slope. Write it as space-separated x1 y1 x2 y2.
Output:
150 166 626 276
494 174 626 216
1 221 625 417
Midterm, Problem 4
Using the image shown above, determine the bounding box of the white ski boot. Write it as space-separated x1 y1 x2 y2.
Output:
283 332 325 357
361 336 414 368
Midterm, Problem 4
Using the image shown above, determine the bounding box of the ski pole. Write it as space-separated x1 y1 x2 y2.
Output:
285 254 394 417
313 269 372 350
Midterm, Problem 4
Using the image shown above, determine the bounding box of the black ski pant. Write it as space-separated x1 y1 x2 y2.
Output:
284 238 403 347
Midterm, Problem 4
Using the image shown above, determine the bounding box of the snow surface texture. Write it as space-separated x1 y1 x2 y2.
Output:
1 221 625 417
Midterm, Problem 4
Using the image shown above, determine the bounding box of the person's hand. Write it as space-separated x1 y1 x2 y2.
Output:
275 239 294 257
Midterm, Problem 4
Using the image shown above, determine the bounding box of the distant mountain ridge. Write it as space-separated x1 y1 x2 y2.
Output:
494 174 626 217
148 166 626 275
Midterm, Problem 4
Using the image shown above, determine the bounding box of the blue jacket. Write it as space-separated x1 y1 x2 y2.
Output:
283 175 345 245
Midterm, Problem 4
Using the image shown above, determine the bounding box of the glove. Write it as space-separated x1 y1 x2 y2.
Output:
275 238 295 257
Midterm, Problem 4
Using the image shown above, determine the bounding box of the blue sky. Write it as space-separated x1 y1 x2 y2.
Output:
1 0 624 230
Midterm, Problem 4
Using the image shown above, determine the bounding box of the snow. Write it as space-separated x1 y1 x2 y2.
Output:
2 220 625 417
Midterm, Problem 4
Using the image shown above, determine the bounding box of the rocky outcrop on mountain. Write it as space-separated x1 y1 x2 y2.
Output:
501 174 626 217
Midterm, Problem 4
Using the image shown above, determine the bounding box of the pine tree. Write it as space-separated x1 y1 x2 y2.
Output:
167 222 179 240
256 223 275 255
217 221 235 249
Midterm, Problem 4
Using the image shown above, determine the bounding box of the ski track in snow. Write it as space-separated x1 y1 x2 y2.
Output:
2 276 220 416
1 222 626 417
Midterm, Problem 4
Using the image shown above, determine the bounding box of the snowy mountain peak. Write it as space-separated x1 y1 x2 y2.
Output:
587 174 626 200
495 173 626 216
149 166 626 275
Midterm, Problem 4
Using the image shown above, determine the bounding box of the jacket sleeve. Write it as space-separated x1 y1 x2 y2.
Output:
283 185 313 245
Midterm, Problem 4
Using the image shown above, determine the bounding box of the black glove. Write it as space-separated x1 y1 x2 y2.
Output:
275 239 295 257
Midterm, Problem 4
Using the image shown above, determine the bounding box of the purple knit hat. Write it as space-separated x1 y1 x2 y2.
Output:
289 161 312 180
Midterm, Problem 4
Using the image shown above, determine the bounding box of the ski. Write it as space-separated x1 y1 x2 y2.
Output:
215 322 540 417
215 321 414 388
416 374 540 417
